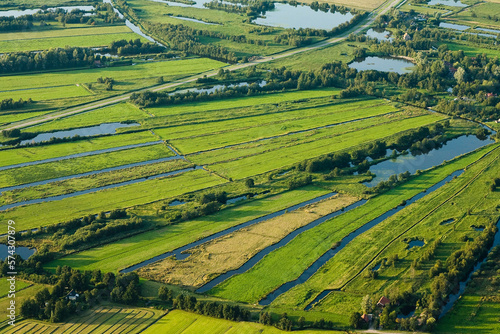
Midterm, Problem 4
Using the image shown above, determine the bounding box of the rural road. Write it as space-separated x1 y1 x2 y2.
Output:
1 0 403 132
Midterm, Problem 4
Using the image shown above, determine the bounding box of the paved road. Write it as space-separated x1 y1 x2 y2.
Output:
1 0 402 132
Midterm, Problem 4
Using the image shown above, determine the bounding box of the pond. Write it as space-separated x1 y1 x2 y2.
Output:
0 6 95 17
169 200 186 206
440 218 455 225
171 80 266 95
254 3 353 30
226 195 248 204
0 244 35 260
364 134 494 187
349 56 415 74
428 0 468 7
439 22 470 31
20 122 140 146
366 28 393 41
408 240 425 249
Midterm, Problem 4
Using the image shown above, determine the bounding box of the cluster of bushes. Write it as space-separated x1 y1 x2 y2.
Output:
411 239 441 271
97 76 115 90
288 175 312 190
0 98 33 110
180 191 227 220
372 171 412 193
57 217 145 250
20 267 141 323
172 294 250 322
490 178 500 191
107 39 164 55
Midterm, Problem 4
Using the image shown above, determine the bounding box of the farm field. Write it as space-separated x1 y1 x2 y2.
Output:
27 103 149 132
138 194 360 288
448 2 500 28
271 145 500 323
0 157 192 206
0 85 92 102
46 186 331 273
0 111 53 127
0 130 157 167
0 168 225 231
0 58 225 93
142 310 344 334
208 144 498 305
0 305 164 334
0 25 133 42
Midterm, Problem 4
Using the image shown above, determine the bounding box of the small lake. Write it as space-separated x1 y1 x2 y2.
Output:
171 80 266 95
254 4 353 30
226 195 247 205
408 240 425 249
439 22 470 31
21 122 140 145
169 200 186 206
0 6 95 17
366 28 392 41
428 0 468 7
440 218 455 225
0 244 35 260
149 0 241 9
364 134 494 187
349 56 414 74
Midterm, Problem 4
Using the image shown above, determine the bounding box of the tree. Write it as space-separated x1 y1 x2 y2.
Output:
361 294 372 314
158 286 171 301
245 178 255 188
350 312 362 329
454 67 467 83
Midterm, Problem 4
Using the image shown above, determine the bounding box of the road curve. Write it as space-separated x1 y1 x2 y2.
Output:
1 0 402 132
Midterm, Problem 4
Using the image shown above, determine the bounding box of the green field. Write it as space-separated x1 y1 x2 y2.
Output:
0 111 53 126
0 169 225 231
0 85 92 102
0 131 157 167
0 143 174 190
0 58 225 92
142 310 344 334
205 113 445 179
0 25 133 42
445 41 500 58
0 305 164 334
209 144 498 305
449 2 500 27
46 186 330 273
0 32 148 53
27 103 149 133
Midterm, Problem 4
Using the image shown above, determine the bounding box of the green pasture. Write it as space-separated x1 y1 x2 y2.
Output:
450 2 500 27
0 25 133 42
27 103 148 133
0 143 173 190
0 111 53 126
0 131 156 168
274 146 499 320
208 144 497 305
207 113 445 179
0 85 91 102
0 58 225 92
142 310 345 334
1 169 225 231
0 279 29 299
445 41 500 58
46 186 330 273
0 33 146 53
159 99 396 154
147 89 340 118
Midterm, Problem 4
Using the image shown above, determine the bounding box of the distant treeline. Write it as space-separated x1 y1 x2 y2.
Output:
107 38 164 55
0 98 33 110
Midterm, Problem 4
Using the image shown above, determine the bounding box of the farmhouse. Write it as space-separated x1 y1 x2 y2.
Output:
403 33 412 41
377 296 391 307
66 290 80 301
361 314 373 323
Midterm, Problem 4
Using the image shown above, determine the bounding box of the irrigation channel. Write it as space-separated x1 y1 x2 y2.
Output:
0 165 201 211
274 170 466 309
0 140 164 171
120 192 338 273
195 199 368 293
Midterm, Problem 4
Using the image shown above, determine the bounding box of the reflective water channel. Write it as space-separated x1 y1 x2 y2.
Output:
349 56 415 74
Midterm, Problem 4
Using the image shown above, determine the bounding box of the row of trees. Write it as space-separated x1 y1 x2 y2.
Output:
0 98 33 110
171 294 251 322
107 38 164 55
